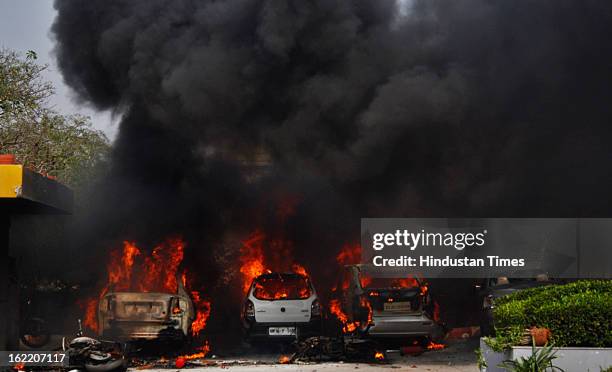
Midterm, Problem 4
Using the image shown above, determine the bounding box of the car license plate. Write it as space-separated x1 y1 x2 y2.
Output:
383 302 411 312
268 327 296 336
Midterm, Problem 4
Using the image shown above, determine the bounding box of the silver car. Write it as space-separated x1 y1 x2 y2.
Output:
335 265 438 339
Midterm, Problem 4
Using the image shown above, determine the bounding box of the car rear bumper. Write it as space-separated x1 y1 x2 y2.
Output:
366 313 436 337
243 318 321 340
101 321 187 341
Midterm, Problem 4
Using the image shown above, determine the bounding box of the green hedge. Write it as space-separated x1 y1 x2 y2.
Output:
492 280 612 347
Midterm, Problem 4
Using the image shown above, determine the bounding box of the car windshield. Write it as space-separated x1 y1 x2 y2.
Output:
361 276 421 289
252 274 312 300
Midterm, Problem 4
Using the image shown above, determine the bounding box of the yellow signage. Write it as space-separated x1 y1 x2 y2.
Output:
0 164 24 198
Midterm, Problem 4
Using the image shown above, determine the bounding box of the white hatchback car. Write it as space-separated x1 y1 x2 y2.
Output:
241 272 321 341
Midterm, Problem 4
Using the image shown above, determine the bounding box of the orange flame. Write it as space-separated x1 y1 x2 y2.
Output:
239 230 310 297
278 355 291 364
190 290 211 337
333 243 367 291
360 275 372 288
329 298 362 333
391 277 419 288
107 241 139 287
427 341 445 350
329 299 348 326
374 352 385 361
178 341 210 360
291 263 308 277
253 273 312 300
336 243 362 265
138 238 184 293
240 230 267 293
360 295 373 325
80 237 210 337
79 297 99 332
104 238 185 293
331 244 367 333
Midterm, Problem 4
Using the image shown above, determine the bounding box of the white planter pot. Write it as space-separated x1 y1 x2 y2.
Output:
480 338 612 372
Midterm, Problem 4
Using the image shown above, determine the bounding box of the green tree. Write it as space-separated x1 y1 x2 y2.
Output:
0 49 109 187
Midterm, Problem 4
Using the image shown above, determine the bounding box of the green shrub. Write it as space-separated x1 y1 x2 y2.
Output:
484 326 526 352
492 280 612 347
495 280 612 307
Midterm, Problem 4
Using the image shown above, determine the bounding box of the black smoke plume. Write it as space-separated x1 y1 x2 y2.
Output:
51 0 612 329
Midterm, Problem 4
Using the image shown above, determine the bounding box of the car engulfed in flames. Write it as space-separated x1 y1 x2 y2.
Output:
81 238 210 344
329 244 443 347
241 272 321 341
237 228 321 342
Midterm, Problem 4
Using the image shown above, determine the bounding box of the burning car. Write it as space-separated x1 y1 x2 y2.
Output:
98 281 195 341
79 239 211 343
241 272 321 341
332 265 438 340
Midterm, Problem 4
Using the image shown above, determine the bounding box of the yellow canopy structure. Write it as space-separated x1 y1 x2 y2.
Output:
0 163 73 214
1 160 73 349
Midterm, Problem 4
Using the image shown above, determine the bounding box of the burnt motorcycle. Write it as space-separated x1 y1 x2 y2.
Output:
61 320 128 372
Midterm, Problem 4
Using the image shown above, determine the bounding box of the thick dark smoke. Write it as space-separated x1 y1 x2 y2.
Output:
51 0 612 327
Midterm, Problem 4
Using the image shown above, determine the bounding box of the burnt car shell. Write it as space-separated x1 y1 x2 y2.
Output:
98 283 194 341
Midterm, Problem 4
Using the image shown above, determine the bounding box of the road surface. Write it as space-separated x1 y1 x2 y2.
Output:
135 339 478 372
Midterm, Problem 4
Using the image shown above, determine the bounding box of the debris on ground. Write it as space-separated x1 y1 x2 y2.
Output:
283 336 387 364
130 357 270 369
445 327 480 340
